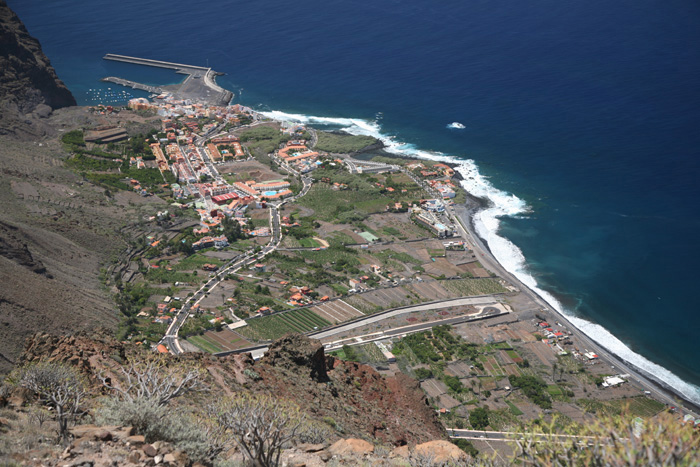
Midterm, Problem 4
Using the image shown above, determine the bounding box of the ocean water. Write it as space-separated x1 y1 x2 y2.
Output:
10 0 700 403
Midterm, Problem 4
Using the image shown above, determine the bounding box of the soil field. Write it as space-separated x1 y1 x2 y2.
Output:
309 300 363 324
408 281 453 300
438 394 462 410
343 294 382 314
421 258 464 277
520 341 556 366
357 287 415 309
420 379 448 399
447 361 472 378
363 213 429 241
218 160 284 182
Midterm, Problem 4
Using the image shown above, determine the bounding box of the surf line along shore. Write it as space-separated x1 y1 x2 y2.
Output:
351 144 699 413
101 53 233 106
448 193 700 415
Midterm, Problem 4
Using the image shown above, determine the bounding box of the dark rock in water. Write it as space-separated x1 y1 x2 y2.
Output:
261 333 329 382
0 0 76 139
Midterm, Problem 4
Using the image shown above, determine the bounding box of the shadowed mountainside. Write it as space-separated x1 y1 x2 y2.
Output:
0 0 76 139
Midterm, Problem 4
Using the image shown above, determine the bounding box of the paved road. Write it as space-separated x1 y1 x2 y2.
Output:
160 166 290 354
223 298 509 359
450 429 598 444
322 308 509 349
309 296 496 340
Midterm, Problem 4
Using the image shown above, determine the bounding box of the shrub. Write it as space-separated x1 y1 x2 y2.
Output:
469 407 490 430
213 394 305 467
453 438 479 458
96 398 217 462
515 412 700 466
18 362 86 442
99 355 204 406
297 420 335 444
96 397 170 442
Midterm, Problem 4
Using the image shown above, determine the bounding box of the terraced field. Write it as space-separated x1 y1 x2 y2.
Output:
309 300 363 324
577 396 666 418
355 287 416 309
408 281 453 300
439 278 508 296
240 308 331 341
187 328 252 353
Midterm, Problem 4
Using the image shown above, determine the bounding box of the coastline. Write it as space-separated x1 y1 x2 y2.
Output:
351 143 700 414
452 202 700 414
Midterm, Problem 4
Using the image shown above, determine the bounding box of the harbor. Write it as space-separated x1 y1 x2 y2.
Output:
102 54 233 106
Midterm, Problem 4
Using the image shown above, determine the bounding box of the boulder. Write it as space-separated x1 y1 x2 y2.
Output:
328 438 374 456
390 445 410 458
413 440 467 464
143 444 158 457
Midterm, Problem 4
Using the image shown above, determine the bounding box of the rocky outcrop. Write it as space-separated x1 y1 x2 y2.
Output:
19 332 446 447
261 333 329 382
0 220 48 276
0 0 76 139
253 335 446 446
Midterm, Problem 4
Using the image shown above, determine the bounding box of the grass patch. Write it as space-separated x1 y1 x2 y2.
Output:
298 237 321 248
298 184 392 223
314 131 379 153
187 335 224 353
239 126 289 156
506 401 524 416
382 226 401 237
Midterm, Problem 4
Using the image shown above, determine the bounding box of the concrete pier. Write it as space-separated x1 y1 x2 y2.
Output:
102 53 233 106
101 77 163 94
104 54 209 72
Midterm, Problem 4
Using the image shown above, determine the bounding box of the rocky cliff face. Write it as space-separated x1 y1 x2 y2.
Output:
19 332 446 447
0 0 76 139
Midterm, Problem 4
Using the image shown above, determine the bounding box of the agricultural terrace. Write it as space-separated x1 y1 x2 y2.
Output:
187 328 253 354
440 278 508 296
238 308 331 341
576 397 666 418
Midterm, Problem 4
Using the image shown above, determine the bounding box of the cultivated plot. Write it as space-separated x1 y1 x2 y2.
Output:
309 300 363 324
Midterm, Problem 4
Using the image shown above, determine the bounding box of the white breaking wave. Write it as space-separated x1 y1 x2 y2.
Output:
261 108 700 405
447 122 466 129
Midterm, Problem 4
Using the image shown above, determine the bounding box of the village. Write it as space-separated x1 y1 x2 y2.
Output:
59 90 698 444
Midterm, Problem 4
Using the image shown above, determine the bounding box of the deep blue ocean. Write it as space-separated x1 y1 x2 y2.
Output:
10 0 700 402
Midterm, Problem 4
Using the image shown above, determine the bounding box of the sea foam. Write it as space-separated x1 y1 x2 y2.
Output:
261 109 700 405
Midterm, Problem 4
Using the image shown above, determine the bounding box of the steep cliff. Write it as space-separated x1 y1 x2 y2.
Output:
0 0 76 138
